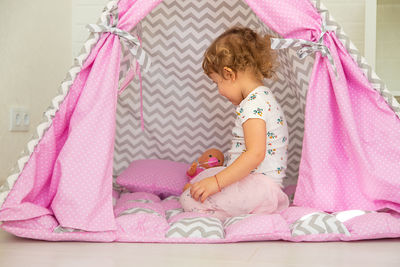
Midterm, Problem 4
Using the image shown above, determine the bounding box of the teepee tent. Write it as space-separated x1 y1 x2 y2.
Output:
0 0 399 243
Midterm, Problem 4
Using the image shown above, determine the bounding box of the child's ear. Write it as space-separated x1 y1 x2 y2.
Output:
223 67 236 81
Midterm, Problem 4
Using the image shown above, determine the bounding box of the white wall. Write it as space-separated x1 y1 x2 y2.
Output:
71 0 109 58
321 0 366 56
0 0 72 185
323 0 400 95
376 0 400 94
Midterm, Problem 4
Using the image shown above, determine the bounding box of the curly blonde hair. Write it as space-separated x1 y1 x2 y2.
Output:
202 26 279 81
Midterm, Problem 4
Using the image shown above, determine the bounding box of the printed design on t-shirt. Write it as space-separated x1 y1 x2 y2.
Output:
249 93 258 100
236 107 244 117
253 108 263 117
267 131 277 139
266 101 271 111
276 166 284 174
227 87 288 179
277 116 284 125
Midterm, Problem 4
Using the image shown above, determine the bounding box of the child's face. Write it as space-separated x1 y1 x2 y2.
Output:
209 72 242 106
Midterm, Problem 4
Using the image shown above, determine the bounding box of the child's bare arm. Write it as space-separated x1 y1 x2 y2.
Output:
216 118 266 189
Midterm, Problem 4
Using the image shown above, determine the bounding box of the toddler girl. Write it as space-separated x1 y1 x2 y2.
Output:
179 26 290 222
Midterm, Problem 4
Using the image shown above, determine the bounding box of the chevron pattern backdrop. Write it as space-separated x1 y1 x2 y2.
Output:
112 0 315 189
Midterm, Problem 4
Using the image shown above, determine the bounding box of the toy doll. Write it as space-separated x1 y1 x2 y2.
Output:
183 148 224 191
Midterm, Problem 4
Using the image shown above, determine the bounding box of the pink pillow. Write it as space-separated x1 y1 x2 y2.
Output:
116 159 191 198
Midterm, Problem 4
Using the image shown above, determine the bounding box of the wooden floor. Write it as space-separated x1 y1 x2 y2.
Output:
0 229 399 267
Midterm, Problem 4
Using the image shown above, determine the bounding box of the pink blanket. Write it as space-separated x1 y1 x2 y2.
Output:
1 191 400 243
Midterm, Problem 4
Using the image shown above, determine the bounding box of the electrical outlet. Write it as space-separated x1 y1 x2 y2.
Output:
9 107 30 132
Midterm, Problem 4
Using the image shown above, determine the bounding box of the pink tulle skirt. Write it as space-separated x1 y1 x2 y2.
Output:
179 166 290 222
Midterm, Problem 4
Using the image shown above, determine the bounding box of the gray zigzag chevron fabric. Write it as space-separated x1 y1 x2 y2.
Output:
113 0 315 189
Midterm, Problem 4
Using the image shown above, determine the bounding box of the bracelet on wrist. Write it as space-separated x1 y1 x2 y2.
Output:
214 174 221 192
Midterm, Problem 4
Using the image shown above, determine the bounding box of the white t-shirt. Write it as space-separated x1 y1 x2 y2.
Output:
225 85 289 188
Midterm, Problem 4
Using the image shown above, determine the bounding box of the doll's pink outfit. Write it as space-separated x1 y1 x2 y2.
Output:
179 166 290 222
186 167 204 180
186 156 221 180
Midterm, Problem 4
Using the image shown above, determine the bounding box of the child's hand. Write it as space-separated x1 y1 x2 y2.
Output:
190 176 220 203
